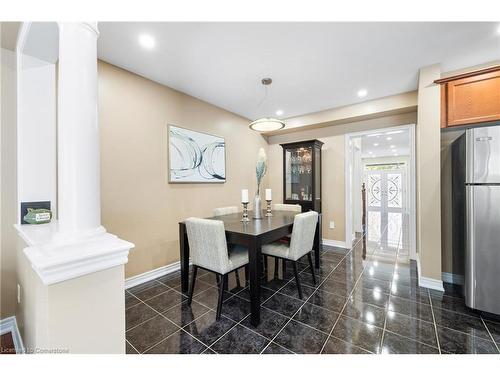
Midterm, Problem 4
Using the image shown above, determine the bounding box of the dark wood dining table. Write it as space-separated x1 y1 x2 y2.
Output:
179 210 322 327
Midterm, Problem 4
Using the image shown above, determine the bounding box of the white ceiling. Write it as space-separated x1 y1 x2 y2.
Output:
97 22 500 120
360 129 410 159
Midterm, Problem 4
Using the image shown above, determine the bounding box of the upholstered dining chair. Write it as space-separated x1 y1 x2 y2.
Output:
185 217 249 320
262 211 318 299
213 206 239 216
213 206 246 287
270 203 302 277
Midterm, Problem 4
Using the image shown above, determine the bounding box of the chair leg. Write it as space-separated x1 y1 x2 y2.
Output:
216 274 227 320
274 257 279 279
217 274 227 291
235 269 241 288
307 252 317 285
188 265 198 305
244 265 249 287
282 259 287 279
292 262 303 299
263 255 268 276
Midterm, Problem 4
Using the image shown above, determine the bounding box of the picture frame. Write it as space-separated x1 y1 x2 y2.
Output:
167 124 226 183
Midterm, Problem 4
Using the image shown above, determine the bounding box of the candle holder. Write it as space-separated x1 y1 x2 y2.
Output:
241 202 250 222
265 200 273 217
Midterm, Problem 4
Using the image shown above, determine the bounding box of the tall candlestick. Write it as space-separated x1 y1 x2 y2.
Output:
241 202 250 222
265 199 273 217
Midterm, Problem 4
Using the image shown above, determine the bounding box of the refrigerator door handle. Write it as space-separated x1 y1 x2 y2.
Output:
465 186 475 308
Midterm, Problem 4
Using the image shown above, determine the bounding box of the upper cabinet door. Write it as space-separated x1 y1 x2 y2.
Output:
445 69 500 127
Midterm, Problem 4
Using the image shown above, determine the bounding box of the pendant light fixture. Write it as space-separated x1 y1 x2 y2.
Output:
249 78 285 133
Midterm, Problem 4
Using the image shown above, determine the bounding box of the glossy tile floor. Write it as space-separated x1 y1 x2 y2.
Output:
125 219 500 354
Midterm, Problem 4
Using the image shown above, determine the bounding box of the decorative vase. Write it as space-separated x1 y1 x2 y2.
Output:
253 194 262 219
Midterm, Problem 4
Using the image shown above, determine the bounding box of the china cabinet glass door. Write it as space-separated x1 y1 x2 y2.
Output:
285 146 313 202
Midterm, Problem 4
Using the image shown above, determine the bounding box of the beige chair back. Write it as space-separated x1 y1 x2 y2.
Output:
213 206 239 216
185 218 231 274
289 211 319 260
273 203 302 213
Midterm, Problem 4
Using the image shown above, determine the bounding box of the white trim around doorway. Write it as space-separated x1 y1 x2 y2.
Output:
344 123 417 260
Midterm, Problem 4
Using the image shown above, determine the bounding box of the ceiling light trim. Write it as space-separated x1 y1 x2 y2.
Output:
249 117 285 133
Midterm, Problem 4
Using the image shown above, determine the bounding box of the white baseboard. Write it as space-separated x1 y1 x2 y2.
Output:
416 254 444 291
0 316 24 354
419 276 444 291
442 272 464 286
322 239 348 249
125 261 188 289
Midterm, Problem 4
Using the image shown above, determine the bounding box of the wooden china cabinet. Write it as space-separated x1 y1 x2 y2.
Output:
280 139 323 213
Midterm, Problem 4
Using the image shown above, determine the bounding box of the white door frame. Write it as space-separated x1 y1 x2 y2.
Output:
344 123 417 259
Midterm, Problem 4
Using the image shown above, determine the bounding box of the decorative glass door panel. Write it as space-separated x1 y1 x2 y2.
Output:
387 173 403 208
367 173 382 208
284 146 313 202
364 168 405 249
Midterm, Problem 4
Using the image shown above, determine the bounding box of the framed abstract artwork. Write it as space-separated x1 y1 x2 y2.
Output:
168 124 226 183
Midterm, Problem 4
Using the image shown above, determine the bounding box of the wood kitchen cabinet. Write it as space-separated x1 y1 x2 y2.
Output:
436 66 500 128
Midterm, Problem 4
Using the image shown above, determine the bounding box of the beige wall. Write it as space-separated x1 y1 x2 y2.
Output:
416 64 442 280
98 61 269 278
267 112 417 244
1 47 18 319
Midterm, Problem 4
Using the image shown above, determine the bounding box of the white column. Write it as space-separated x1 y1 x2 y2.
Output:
56 22 104 238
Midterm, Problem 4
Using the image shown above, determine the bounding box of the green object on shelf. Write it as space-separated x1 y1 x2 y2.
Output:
24 208 52 224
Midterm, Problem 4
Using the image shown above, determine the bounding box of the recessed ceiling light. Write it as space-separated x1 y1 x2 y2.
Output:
357 89 368 98
368 151 373 154
139 34 156 49
276 110 284 116
367 133 381 138
386 130 404 135
386 137 392 141
390 145 395 148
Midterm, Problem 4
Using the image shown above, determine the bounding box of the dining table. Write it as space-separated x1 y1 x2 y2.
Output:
179 210 322 327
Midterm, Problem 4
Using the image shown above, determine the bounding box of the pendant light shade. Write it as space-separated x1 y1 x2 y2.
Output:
249 117 285 132
249 77 285 133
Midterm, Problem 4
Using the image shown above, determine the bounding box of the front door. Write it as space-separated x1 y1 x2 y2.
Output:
364 167 405 250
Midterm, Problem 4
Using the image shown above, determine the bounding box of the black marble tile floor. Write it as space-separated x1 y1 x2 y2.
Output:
125 221 500 354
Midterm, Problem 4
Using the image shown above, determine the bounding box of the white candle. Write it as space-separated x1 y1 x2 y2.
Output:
265 188 272 201
241 189 249 203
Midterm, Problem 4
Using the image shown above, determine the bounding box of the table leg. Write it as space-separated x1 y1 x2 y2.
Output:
179 223 190 293
248 238 262 327
314 214 322 269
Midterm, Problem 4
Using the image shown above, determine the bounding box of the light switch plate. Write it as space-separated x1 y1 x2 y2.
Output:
329 221 335 229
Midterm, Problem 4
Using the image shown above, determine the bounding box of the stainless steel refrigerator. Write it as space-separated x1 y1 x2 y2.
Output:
452 125 500 315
